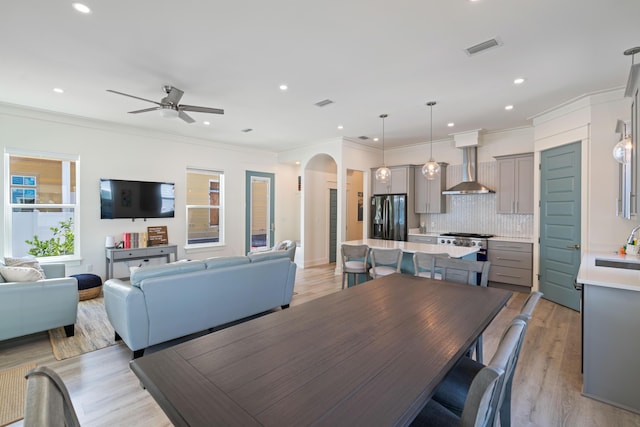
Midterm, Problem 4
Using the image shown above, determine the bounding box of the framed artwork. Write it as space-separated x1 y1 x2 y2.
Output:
357 192 363 221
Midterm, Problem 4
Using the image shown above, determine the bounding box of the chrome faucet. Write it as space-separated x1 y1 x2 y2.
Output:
627 225 640 245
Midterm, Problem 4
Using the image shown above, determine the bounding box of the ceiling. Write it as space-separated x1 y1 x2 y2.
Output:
1 1 639 152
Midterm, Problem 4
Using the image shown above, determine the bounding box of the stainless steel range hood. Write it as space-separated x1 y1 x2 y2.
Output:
442 146 494 194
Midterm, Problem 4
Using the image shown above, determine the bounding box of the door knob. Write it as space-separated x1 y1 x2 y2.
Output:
566 244 581 250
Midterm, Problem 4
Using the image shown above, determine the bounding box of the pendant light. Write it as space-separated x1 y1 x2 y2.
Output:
613 47 640 164
375 114 391 183
422 101 441 180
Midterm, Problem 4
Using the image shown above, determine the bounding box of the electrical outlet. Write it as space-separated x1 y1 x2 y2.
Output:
431 222 435 228
516 225 522 233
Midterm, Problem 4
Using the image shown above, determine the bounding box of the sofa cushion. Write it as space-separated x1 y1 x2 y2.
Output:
248 250 290 263
130 260 206 287
204 256 250 269
0 266 45 282
4 256 46 278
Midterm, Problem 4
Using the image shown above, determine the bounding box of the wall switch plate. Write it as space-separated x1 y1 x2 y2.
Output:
86 264 93 272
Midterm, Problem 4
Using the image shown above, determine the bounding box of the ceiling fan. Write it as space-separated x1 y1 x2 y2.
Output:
106 85 224 123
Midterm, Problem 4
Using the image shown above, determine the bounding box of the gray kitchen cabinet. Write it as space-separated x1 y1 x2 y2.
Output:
582 283 640 414
371 165 415 195
495 153 534 214
407 235 438 244
488 240 532 289
414 163 448 213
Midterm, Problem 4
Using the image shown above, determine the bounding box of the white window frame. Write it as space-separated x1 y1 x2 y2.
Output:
185 167 224 248
4 148 81 262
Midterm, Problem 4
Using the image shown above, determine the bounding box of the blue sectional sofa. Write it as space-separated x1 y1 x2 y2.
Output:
103 250 297 358
0 263 78 341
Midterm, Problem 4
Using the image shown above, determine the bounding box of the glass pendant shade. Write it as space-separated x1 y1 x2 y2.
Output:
375 113 390 183
422 101 440 180
613 137 632 164
375 166 391 183
422 160 441 180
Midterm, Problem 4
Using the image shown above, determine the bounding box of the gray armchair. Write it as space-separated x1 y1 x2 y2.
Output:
248 240 296 262
0 263 78 341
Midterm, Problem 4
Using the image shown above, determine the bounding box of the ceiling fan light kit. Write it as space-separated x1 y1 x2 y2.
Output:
422 101 441 180
106 85 224 124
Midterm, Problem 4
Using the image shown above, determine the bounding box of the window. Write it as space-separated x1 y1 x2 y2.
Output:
186 168 224 247
4 150 80 260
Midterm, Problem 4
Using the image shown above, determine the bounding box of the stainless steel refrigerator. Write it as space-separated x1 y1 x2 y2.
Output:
370 194 409 241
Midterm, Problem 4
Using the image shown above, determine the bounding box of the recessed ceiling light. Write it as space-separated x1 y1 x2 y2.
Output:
447 122 455 127
53 88 64 94
513 77 525 85
373 137 379 142
203 121 210 126
72 3 91 14
337 125 343 130
295 161 300 165
505 105 514 110
279 84 288 91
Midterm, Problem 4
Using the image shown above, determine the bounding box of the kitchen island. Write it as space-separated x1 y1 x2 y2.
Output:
577 251 640 414
342 238 479 279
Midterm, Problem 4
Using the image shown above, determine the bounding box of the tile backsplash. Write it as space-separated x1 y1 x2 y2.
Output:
420 161 533 238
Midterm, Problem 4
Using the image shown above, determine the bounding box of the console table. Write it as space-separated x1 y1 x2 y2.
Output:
105 245 177 279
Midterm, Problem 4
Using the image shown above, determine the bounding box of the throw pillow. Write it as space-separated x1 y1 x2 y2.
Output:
4 256 46 279
0 266 45 282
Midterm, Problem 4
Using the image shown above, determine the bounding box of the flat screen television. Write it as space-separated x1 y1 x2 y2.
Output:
100 179 175 219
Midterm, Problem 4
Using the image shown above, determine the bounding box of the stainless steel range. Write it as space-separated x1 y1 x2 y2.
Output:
437 232 494 249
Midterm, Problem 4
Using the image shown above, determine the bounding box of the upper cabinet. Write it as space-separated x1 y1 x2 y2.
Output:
495 153 534 214
414 163 448 213
371 165 415 195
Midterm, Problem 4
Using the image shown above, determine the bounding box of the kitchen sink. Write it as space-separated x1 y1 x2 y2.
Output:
595 258 640 270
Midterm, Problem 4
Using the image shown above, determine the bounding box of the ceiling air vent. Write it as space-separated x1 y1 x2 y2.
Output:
314 99 334 107
358 136 369 140
241 128 253 133
465 37 502 56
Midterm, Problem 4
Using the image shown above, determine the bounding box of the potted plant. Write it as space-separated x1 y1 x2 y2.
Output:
25 218 75 257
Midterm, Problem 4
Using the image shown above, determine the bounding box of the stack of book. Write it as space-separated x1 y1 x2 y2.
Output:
122 232 148 249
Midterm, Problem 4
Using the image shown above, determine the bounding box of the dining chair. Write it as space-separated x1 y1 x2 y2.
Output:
340 244 370 289
24 366 81 427
433 256 491 362
433 256 491 287
369 248 403 279
412 251 449 278
497 291 543 426
430 292 542 427
411 319 526 427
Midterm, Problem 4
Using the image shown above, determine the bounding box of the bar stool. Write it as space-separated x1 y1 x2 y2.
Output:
369 248 402 279
341 244 369 289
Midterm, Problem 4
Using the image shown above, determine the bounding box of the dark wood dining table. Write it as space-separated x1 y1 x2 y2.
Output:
130 273 511 426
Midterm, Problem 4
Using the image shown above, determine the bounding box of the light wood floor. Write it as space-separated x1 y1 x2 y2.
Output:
2 265 640 426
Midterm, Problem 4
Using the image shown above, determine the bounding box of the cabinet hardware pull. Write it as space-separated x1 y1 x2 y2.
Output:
496 257 520 262
496 273 522 278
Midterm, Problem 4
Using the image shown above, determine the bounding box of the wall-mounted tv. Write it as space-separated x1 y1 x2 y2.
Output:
100 179 175 219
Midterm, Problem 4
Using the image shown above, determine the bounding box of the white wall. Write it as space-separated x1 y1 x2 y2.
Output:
0 104 294 278
532 89 632 253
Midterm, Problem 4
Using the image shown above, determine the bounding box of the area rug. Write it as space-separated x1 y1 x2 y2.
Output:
48 297 116 360
0 363 35 426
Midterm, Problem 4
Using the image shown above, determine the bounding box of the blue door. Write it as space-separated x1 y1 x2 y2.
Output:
539 142 581 311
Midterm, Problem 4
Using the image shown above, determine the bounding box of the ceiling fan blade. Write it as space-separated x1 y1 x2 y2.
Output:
178 110 196 123
179 104 224 115
106 89 162 106
128 107 160 114
164 86 184 105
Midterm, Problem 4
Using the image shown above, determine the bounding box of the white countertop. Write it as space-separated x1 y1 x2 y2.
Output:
342 239 479 258
577 251 640 291
489 236 534 244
